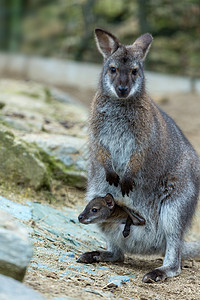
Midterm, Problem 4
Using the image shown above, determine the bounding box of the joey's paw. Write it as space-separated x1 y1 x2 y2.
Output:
121 177 134 197
106 171 120 187
122 229 130 238
77 251 100 264
142 269 167 283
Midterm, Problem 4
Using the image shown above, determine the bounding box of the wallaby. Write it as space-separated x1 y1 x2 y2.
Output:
78 193 145 239
77 28 200 283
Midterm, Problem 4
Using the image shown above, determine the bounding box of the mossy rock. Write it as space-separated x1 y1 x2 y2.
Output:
39 149 87 189
0 126 50 189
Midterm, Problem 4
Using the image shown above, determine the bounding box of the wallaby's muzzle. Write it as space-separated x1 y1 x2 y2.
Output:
117 85 129 98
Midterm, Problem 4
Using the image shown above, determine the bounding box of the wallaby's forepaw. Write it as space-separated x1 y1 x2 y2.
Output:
142 269 167 283
77 251 100 264
106 171 120 187
121 177 134 197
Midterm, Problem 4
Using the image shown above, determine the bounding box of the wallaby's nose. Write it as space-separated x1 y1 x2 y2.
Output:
117 85 128 97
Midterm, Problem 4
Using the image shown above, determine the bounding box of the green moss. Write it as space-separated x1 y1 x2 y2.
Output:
0 261 26 282
0 126 50 190
38 148 86 189
0 118 14 129
0 102 5 109
18 91 41 99
43 87 54 103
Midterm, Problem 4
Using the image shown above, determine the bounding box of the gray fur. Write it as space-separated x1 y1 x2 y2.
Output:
83 28 200 282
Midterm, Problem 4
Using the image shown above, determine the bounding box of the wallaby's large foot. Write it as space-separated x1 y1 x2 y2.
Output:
142 265 181 283
106 171 120 187
77 251 100 263
77 250 124 264
142 269 167 283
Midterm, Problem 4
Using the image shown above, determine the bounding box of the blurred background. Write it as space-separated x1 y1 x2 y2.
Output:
0 0 200 81
0 0 199 141
0 0 199 149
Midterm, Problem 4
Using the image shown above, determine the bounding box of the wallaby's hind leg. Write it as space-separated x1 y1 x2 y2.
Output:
143 235 182 282
77 246 124 264
77 251 101 263
143 189 198 283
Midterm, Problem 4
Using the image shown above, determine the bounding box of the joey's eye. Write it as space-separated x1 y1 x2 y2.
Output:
110 67 116 74
132 68 138 75
91 208 98 213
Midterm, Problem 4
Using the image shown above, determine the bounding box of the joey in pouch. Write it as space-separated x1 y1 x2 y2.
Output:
78 193 145 239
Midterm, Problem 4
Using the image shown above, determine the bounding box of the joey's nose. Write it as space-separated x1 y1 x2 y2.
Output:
117 85 128 97
78 214 84 222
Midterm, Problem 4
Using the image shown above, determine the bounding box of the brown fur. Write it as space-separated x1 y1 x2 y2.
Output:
78 194 145 238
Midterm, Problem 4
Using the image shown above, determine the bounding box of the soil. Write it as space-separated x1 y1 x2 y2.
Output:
25 255 200 300
22 88 200 300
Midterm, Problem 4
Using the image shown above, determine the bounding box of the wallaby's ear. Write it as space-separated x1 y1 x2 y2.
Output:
94 28 120 58
104 193 115 209
132 33 153 61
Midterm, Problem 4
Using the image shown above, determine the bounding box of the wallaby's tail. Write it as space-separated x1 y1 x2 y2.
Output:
182 241 200 260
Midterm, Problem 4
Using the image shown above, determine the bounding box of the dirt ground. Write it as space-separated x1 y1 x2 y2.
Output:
25 255 200 300
23 88 200 300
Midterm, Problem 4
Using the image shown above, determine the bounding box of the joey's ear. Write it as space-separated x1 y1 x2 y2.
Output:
94 28 120 58
132 33 153 61
104 193 115 209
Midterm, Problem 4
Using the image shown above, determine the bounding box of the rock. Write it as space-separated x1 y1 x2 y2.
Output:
22 133 88 188
0 79 88 132
50 86 84 106
0 274 45 300
22 133 87 171
0 115 32 132
108 275 131 287
0 79 88 189
0 196 135 299
0 126 49 189
0 209 32 281
0 196 32 220
32 202 104 250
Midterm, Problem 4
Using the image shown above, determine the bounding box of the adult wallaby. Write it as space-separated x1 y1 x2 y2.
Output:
77 28 200 283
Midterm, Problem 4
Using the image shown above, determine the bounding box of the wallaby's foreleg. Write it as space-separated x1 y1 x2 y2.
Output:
97 145 120 187
121 152 145 196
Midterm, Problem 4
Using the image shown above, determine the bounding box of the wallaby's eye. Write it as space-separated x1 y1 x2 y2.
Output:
91 208 98 213
132 68 138 75
110 67 116 74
